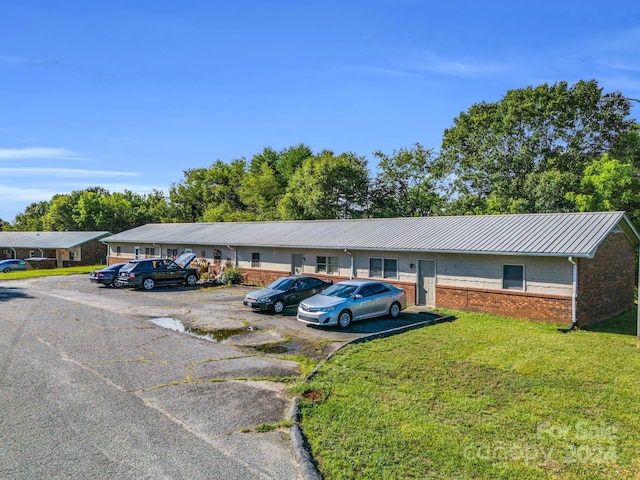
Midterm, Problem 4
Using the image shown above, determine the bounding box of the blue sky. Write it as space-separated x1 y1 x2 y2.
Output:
1 0 639 223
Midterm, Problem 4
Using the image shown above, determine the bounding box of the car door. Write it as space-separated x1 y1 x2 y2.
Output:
352 284 378 319
164 260 183 284
150 260 170 284
368 283 393 317
284 279 308 306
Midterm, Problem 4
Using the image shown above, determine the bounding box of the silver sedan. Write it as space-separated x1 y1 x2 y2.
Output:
297 279 407 328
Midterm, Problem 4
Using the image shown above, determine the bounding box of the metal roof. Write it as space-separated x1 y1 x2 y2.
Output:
0 231 111 249
101 212 639 258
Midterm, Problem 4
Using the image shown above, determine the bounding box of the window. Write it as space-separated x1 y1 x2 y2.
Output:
167 248 178 258
308 278 325 288
252 252 260 268
316 256 339 274
369 258 398 279
503 265 524 290
144 247 155 258
116 246 121 257
201 250 206 258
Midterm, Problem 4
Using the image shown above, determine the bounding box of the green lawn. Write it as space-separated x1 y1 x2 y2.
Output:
0 264 102 279
295 309 640 479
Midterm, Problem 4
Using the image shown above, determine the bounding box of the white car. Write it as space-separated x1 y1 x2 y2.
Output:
297 279 407 328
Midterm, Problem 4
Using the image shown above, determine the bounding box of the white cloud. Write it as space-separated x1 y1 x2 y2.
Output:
0 167 138 177
0 147 81 160
0 185 63 202
390 49 512 79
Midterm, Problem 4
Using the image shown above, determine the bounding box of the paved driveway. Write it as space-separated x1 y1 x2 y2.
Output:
0 274 440 479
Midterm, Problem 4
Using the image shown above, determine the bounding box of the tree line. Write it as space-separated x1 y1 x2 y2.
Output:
2 80 639 234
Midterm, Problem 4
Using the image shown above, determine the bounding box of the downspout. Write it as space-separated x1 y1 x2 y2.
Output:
560 256 579 332
344 249 354 279
227 245 237 266
153 243 161 258
11 247 16 259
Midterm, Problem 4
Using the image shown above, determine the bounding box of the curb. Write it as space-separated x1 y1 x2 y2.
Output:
288 313 455 479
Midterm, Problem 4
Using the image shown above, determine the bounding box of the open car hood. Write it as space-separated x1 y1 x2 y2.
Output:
174 253 197 268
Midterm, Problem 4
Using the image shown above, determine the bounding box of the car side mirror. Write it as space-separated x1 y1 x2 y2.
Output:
353 294 363 300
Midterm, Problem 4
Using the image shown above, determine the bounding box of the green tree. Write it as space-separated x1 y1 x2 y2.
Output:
238 144 314 220
239 161 282 220
437 80 637 214
567 154 640 225
370 143 443 217
279 150 370 219
41 192 83 231
12 201 49 231
169 159 248 222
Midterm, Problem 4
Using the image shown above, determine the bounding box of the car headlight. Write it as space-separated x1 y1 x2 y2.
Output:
258 297 272 303
315 305 337 313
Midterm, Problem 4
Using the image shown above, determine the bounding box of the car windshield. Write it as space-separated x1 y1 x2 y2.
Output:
267 277 295 291
120 262 138 272
322 283 358 298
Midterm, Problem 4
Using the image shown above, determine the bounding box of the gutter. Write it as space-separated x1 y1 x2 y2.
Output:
227 245 237 266
559 256 578 332
344 249 354 279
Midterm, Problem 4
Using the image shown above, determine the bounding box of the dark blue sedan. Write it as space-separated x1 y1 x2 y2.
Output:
243 275 333 313
89 263 127 287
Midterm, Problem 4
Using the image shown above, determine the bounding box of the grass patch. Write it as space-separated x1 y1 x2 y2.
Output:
0 264 102 279
298 310 640 479
254 419 293 433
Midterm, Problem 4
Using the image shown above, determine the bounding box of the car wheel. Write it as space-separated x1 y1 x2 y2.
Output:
142 278 155 290
389 302 401 319
186 274 198 286
3 267 11 273
272 299 285 314
338 310 352 328
113 278 126 288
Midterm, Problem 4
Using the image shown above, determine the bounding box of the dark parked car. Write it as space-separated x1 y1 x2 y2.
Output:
0 259 27 273
243 275 333 313
117 253 200 290
297 279 407 328
89 263 127 287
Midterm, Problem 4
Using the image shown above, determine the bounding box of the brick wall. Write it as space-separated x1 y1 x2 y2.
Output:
2 248 56 259
79 239 108 265
435 232 637 326
576 232 636 326
436 285 572 324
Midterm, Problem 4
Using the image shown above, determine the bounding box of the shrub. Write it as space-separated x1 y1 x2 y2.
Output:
221 266 243 285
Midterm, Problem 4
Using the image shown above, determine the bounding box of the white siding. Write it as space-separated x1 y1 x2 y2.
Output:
435 253 572 296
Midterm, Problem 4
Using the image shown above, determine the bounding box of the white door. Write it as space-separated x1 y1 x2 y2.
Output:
417 260 436 307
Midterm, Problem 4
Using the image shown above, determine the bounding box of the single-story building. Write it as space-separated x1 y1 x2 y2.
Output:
0 231 111 267
101 212 639 327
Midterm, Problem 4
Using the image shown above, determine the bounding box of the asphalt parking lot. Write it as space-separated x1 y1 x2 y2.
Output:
0 274 443 479
59 275 441 360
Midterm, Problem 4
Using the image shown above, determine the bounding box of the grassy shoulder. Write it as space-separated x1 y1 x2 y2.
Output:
294 309 640 479
0 264 102 279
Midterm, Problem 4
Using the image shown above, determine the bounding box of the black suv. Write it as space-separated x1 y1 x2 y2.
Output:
118 253 200 290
